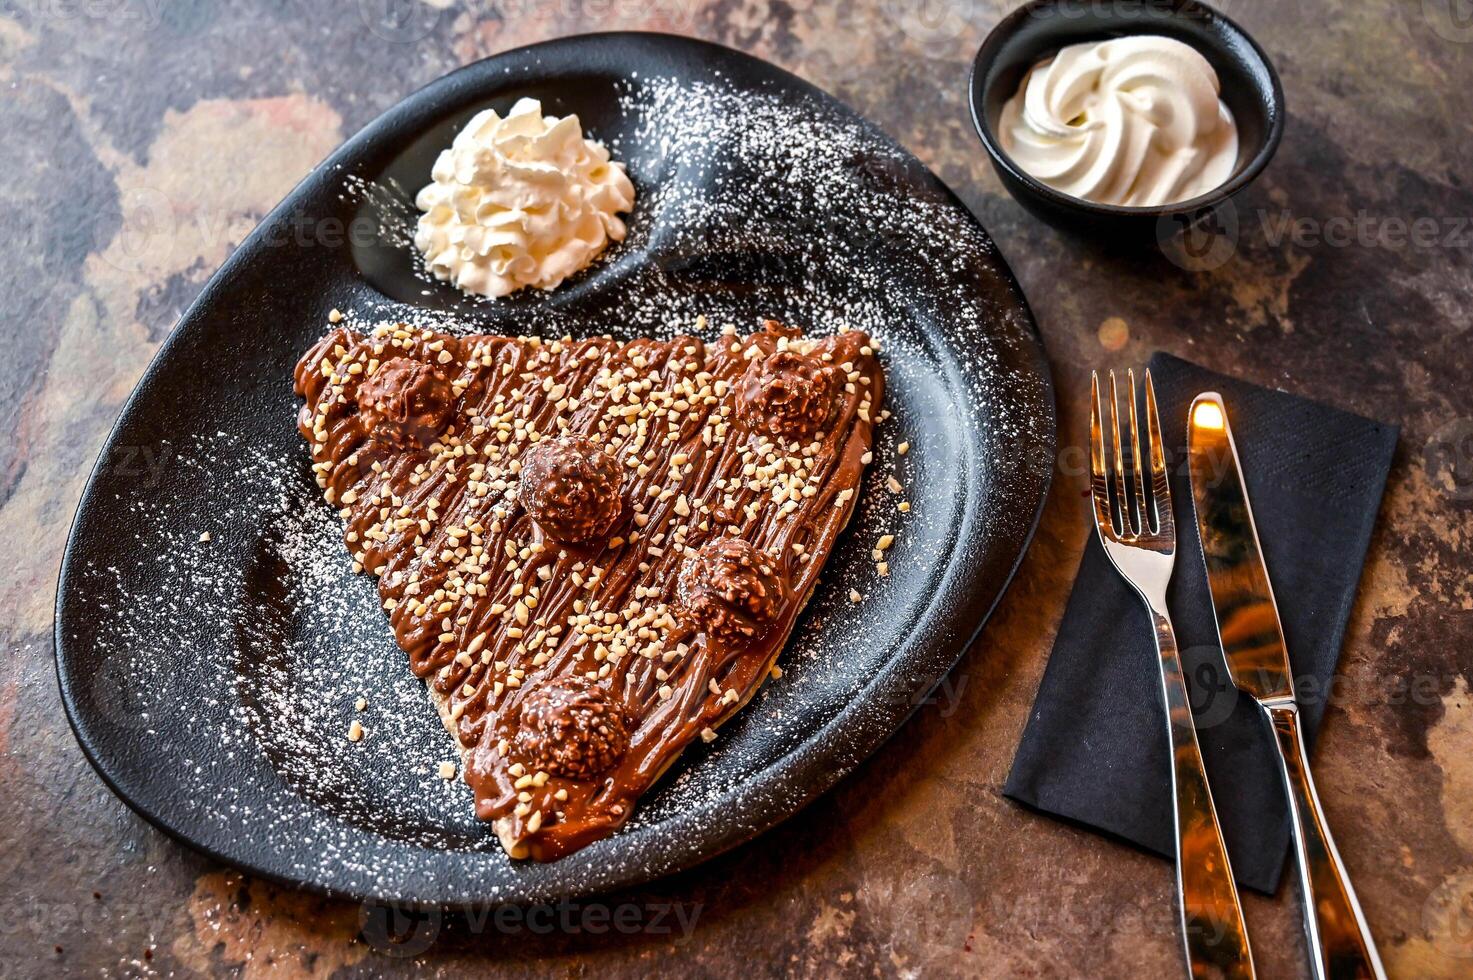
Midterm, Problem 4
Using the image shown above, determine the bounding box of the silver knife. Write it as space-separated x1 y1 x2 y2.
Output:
1186 392 1386 980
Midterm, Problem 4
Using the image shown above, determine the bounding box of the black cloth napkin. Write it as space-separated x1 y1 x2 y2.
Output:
1004 352 1398 894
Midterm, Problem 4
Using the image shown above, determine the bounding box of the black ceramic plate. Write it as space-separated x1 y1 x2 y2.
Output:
55 33 1054 906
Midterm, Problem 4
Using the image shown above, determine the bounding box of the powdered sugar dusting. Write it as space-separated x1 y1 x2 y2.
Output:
63 62 1050 903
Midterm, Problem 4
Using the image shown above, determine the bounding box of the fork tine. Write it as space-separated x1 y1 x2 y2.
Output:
1088 372 1114 534
1108 371 1130 536
1144 369 1173 534
1127 369 1148 536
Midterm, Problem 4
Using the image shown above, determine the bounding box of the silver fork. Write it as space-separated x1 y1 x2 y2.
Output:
1089 369 1256 980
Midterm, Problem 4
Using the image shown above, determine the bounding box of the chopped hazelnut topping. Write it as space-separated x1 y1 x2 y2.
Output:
293 317 884 861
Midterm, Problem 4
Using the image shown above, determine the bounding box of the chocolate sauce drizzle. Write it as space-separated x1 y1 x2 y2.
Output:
294 319 883 860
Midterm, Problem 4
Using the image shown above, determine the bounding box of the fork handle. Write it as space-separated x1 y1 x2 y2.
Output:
1263 703 1386 980
1150 607 1256 980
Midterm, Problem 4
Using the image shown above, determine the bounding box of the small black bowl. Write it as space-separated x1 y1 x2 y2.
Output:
968 0 1284 243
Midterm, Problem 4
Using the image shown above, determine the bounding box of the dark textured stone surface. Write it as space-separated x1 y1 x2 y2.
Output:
1 1 1469 975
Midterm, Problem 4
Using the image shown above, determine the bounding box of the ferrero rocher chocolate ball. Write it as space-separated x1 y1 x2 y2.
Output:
736 348 840 441
519 435 624 543
355 357 455 448
678 537 784 643
515 677 631 780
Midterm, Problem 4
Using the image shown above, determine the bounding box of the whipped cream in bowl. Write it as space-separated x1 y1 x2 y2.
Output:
413 97 636 298
999 35 1238 208
968 2 1284 239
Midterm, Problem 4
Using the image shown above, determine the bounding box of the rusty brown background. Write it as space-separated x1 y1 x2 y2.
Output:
2 0 1471 976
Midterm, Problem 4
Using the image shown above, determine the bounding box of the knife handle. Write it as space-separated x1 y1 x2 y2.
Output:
1263 704 1386 980
1150 608 1256 980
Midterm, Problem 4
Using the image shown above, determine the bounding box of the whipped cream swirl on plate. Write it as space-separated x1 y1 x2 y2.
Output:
998 35 1238 207
414 97 636 298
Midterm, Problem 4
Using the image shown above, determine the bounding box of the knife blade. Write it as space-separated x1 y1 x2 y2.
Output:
1184 395 1294 705
1187 392 1387 980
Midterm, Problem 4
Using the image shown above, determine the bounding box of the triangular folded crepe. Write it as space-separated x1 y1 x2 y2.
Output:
294 318 883 860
